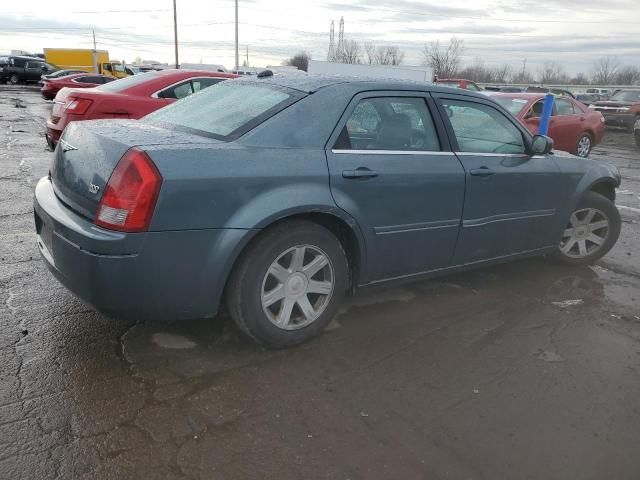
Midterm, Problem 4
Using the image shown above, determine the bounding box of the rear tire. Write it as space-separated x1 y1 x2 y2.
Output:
9 74 19 85
575 133 592 158
552 191 620 265
226 220 349 348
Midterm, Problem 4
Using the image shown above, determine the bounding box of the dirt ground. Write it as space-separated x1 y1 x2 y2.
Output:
1 85 639 479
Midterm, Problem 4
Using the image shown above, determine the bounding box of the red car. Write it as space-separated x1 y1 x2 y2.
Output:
487 92 605 157
436 78 482 91
45 70 237 147
41 74 115 100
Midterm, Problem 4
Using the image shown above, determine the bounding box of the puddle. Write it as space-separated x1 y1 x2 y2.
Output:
151 333 197 350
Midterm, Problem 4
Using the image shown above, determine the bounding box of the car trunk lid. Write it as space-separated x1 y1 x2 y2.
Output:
51 119 221 221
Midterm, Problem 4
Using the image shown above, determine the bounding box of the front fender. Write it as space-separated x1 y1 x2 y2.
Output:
552 151 621 238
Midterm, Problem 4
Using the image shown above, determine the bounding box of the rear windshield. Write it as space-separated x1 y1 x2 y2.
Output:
491 96 529 116
610 90 640 102
95 71 158 92
144 81 297 140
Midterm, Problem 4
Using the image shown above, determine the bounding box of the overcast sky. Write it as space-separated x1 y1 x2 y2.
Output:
2 0 639 74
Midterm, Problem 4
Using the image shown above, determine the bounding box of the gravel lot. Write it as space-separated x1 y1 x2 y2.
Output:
1 85 639 479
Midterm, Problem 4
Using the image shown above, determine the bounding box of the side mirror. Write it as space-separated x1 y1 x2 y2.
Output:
41 65 48 71
531 135 553 155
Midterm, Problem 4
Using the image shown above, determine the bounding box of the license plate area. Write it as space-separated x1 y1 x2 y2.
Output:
34 210 54 261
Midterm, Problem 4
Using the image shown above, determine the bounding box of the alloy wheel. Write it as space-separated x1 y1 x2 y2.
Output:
559 208 609 258
261 245 335 330
577 135 591 157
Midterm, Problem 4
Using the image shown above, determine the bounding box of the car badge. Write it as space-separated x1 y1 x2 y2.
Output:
60 139 78 152
88 183 100 194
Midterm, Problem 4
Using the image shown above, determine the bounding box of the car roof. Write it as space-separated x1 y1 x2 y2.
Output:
236 73 488 98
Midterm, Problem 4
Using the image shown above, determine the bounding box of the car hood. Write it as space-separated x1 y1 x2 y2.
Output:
592 101 637 107
553 149 621 185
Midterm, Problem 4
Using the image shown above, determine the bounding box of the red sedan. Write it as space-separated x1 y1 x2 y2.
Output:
41 74 115 100
487 92 605 157
46 70 238 147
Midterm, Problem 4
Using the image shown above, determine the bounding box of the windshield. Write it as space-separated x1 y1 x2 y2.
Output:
491 97 529 116
95 71 158 92
144 81 297 139
610 90 640 102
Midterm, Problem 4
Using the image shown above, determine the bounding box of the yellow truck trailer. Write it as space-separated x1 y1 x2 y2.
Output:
43 49 131 78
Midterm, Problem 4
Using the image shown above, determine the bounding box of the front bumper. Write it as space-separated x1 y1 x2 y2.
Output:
34 177 249 320
601 112 635 128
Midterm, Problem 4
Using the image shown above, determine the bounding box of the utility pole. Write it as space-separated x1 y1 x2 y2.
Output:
92 28 97 74
245 45 249 67
234 0 239 70
173 0 179 69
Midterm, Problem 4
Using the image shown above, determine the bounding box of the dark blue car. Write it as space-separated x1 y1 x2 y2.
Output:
34 75 622 347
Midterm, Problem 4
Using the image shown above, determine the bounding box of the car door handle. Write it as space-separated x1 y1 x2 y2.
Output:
342 167 378 179
470 167 495 177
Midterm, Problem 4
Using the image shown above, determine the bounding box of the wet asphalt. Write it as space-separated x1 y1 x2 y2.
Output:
1 85 639 479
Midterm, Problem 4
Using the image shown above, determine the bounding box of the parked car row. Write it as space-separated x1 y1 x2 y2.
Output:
41 73 116 100
588 89 640 132
0 55 58 84
486 92 604 157
34 74 622 346
44 69 237 148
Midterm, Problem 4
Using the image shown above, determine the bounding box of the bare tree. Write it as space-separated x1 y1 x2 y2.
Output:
491 64 511 83
364 42 376 64
386 46 405 66
591 56 619 85
421 37 464 78
363 43 405 66
458 58 510 83
538 60 568 84
283 51 311 72
570 72 589 85
340 40 362 64
615 65 640 85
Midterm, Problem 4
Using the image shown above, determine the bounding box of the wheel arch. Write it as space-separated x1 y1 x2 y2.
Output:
212 208 368 316
587 179 616 202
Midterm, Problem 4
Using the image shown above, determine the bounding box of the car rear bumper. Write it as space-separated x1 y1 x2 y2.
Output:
34 177 250 321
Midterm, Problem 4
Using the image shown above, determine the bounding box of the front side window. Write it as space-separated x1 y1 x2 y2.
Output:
145 81 296 139
336 97 440 151
442 99 525 154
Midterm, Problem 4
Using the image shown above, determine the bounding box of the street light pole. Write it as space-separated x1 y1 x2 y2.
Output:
234 0 239 70
173 0 179 69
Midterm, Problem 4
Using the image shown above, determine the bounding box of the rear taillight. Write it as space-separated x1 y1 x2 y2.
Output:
64 97 93 115
95 148 162 233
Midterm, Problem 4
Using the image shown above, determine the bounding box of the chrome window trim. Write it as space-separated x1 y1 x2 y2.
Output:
150 77 222 99
331 149 455 156
454 152 528 157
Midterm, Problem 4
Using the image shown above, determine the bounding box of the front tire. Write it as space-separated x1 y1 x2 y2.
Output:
575 133 592 158
9 74 19 85
226 220 349 348
553 191 620 265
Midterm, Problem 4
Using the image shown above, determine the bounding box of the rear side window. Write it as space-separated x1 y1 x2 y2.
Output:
145 81 296 140
336 97 440 151
556 99 576 115
158 81 193 99
75 76 102 84
193 77 223 91
442 99 525 154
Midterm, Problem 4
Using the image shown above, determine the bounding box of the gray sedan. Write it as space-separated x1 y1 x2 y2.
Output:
34 74 622 347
